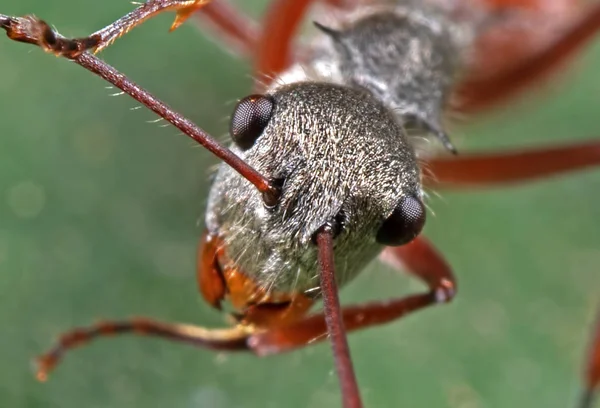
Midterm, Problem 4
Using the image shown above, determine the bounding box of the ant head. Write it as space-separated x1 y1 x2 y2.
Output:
206 81 424 294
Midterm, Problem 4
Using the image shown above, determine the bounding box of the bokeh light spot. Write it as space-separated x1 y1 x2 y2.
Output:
6 181 46 219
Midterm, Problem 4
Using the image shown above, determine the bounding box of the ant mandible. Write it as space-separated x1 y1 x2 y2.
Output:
1 0 600 407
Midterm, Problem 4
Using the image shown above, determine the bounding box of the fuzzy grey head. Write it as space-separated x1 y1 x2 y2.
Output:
205 81 423 296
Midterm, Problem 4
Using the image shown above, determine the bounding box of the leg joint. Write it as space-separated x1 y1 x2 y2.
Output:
434 277 456 304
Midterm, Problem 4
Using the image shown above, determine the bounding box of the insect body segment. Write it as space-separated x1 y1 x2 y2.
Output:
2 0 600 407
319 7 466 153
206 5 470 304
281 5 469 153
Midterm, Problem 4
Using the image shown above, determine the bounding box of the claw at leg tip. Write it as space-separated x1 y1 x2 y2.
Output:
32 359 49 382
33 355 56 382
35 371 48 383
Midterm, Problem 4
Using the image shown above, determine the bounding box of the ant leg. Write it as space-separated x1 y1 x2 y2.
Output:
0 1 211 58
253 0 364 88
36 236 450 384
580 308 600 408
247 236 456 355
254 0 318 86
194 0 259 56
456 3 600 112
253 0 356 88
423 139 600 189
0 20 277 196
35 318 254 381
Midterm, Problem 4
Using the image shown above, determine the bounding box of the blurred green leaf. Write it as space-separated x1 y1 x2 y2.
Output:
0 2 599 407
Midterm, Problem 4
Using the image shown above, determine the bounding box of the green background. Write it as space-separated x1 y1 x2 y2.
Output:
1 1 599 407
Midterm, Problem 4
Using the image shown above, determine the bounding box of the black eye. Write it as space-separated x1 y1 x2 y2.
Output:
376 196 426 246
230 94 274 151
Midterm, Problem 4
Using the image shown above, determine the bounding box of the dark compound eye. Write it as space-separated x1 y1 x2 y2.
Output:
230 94 274 151
376 196 426 246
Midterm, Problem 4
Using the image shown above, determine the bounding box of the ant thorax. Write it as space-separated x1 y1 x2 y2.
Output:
205 4 471 296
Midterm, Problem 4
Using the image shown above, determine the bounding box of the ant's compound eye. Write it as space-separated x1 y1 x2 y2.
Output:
376 196 426 246
230 94 274 151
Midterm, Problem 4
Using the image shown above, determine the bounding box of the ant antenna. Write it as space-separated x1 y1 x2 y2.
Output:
75 52 278 197
315 225 363 408
0 13 279 199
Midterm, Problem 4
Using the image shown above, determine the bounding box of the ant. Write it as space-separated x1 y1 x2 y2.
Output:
1 0 600 407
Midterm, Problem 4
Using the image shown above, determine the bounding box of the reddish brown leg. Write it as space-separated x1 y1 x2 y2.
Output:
580 307 600 408
248 236 456 355
35 237 451 385
254 0 318 87
253 0 361 88
193 0 259 57
456 3 600 113
423 139 600 189
35 318 256 381
0 12 278 198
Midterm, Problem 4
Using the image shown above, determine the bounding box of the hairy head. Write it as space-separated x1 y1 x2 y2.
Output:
206 82 424 295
